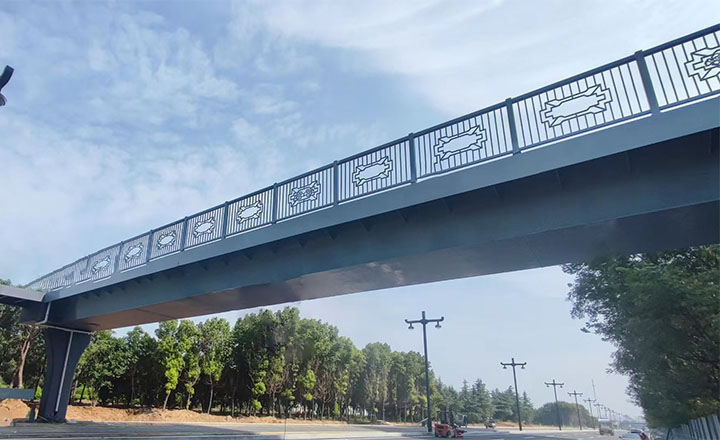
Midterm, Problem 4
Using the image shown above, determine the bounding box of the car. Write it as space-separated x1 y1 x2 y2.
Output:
621 433 643 440
484 420 496 429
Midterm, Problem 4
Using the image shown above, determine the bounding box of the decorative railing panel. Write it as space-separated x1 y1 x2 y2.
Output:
226 188 274 236
25 25 720 294
646 29 720 108
415 105 512 178
185 205 225 249
118 234 151 271
513 60 650 149
338 139 412 201
88 245 121 281
149 221 184 260
276 166 334 220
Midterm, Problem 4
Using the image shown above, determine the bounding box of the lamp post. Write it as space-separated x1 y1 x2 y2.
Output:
583 398 596 428
500 358 527 431
405 311 444 433
568 391 583 430
544 379 564 431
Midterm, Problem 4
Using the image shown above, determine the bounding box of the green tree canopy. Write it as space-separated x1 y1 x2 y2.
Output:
564 245 720 427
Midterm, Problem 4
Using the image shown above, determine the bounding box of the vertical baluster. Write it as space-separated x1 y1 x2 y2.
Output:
333 161 339 206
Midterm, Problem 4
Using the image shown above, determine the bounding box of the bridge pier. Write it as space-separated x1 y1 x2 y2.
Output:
37 327 91 423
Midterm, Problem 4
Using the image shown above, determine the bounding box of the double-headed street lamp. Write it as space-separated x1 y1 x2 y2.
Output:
583 397 596 428
544 379 564 431
568 391 583 430
500 358 527 431
405 311 444 433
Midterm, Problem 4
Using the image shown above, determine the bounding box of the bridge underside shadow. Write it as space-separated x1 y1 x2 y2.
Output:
29 127 718 331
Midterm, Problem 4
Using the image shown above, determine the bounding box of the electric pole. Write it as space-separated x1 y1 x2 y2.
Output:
500 358 527 431
568 390 583 430
545 379 564 431
583 398 596 428
405 311 444 433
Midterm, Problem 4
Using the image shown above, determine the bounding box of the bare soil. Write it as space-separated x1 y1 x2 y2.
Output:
0 399 30 426
1 400 348 425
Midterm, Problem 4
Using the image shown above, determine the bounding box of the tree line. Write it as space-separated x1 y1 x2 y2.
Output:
1 298 596 425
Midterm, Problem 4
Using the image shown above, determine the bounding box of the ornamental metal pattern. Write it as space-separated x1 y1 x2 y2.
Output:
353 156 392 186
119 234 150 271
24 25 720 293
434 125 488 163
276 167 333 220
88 246 121 281
185 205 225 249
338 139 411 202
686 46 720 81
226 188 274 236
646 29 720 107
289 180 321 207
512 61 648 148
415 105 512 178
539 85 612 128
150 221 184 260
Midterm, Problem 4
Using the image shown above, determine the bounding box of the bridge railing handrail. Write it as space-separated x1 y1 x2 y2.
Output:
26 25 720 293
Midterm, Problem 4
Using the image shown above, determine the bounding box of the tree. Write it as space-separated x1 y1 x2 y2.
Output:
156 320 193 410
491 387 516 421
0 279 44 389
198 317 231 413
535 401 593 427
564 246 720 427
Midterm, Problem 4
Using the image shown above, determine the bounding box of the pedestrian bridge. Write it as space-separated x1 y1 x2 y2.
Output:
7 25 720 332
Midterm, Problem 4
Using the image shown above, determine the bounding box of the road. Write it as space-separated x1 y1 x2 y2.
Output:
0 422 626 440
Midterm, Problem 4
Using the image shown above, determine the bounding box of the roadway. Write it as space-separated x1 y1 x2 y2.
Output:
0 421 625 440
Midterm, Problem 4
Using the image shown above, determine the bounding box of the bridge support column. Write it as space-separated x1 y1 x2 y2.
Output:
37 328 91 423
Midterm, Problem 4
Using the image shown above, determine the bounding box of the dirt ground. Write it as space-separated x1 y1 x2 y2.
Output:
0 399 30 426
1 400 348 426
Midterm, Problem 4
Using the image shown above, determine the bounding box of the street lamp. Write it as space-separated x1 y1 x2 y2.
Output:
544 380 564 431
500 358 527 431
405 311 444 433
0 65 13 107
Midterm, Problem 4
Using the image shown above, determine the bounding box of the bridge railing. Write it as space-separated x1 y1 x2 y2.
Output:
27 25 720 294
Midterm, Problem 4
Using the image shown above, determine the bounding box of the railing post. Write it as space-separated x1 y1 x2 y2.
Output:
505 98 521 154
179 217 189 251
113 241 123 274
408 132 417 182
220 201 230 239
333 161 339 206
145 230 154 262
271 183 279 223
634 50 660 115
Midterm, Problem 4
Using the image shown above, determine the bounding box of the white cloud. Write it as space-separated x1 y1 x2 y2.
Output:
247 0 720 115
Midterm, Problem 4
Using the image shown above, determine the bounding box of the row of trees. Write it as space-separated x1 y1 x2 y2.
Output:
1 296 594 425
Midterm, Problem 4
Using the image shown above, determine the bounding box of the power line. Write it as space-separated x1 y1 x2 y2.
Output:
500 358 527 431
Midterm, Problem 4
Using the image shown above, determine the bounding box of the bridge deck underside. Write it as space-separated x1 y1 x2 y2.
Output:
26 126 719 331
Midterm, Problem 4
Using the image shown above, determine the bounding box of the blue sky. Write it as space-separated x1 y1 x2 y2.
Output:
1 0 718 419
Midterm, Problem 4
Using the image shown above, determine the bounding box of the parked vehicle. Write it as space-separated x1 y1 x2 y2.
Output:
599 420 614 436
484 420 496 429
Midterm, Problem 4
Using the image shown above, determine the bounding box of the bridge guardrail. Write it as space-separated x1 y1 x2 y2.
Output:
27 24 720 294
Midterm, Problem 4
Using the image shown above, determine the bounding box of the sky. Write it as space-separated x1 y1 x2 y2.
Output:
1 0 719 419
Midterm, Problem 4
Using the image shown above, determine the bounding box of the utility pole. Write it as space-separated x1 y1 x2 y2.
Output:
405 311 444 433
568 391 583 430
583 398 596 428
500 358 527 431
545 379 564 431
